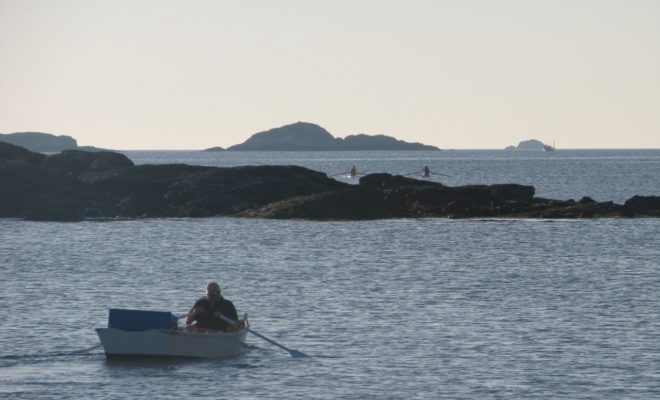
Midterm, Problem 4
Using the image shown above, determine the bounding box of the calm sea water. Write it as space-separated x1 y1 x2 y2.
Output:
1 150 659 399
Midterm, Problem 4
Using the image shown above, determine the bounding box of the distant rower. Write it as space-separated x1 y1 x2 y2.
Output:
423 166 431 177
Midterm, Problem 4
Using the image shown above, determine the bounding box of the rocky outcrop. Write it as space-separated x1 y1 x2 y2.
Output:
226 122 439 151
1 142 658 221
0 142 348 220
241 175 659 220
43 150 134 173
241 174 538 219
623 196 660 217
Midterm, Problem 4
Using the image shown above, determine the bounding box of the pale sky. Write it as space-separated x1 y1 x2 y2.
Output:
1 0 659 150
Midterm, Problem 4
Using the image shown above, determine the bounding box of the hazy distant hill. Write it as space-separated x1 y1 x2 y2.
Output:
0 132 106 152
505 139 546 150
226 122 439 151
339 134 438 150
227 122 337 151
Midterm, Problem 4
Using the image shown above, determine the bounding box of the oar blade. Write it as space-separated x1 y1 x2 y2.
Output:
289 349 309 358
220 315 308 358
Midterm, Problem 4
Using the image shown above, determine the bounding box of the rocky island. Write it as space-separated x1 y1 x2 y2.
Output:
225 122 439 151
506 139 552 151
1 142 658 221
0 131 107 152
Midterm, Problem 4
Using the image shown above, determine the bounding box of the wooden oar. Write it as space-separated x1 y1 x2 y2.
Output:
430 171 452 177
330 171 365 177
329 171 350 177
220 315 308 358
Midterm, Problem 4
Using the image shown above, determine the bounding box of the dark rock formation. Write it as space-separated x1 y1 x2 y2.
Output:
0 132 108 152
242 176 660 220
242 174 537 219
43 150 134 174
226 122 439 151
0 141 46 164
203 146 225 152
1 143 87 221
0 142 347 220
623 195 660 217
578 196 596 204
78 164 348 218
1 142 658 221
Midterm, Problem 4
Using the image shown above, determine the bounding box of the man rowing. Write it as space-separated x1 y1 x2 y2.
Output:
186 282 239 332
423 166 431 177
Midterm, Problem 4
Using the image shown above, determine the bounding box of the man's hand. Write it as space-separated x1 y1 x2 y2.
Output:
186 307 204 325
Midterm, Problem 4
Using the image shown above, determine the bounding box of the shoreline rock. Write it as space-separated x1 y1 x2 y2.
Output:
1 142 658 221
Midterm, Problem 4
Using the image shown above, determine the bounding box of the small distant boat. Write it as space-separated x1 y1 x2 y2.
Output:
543 140 556 152
96 309 247 358
422 167 431 178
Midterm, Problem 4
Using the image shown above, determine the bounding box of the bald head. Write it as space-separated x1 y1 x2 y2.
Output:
206 282 221 302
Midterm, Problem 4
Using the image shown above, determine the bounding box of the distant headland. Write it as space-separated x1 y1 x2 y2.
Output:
3 124 438 152
1 142 658 221
213 122 439 151
0 132 107 152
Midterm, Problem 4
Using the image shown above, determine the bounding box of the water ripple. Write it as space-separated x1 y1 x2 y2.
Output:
1 217 659 399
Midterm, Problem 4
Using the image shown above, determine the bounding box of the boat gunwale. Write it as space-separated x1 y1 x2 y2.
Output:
95 327 249 358
96 327 247 338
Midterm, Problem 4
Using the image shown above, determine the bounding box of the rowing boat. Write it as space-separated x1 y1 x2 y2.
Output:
96 326 247 358
96 308 247 358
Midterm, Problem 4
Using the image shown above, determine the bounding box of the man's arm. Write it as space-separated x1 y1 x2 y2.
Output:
225 300 238 321
185 308 197 325
212 300 238 321
186 300 207 324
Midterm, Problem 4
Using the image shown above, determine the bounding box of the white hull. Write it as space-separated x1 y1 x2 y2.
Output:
96 328 248 358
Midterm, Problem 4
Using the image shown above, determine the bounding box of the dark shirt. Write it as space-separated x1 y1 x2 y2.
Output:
190 296 238 330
